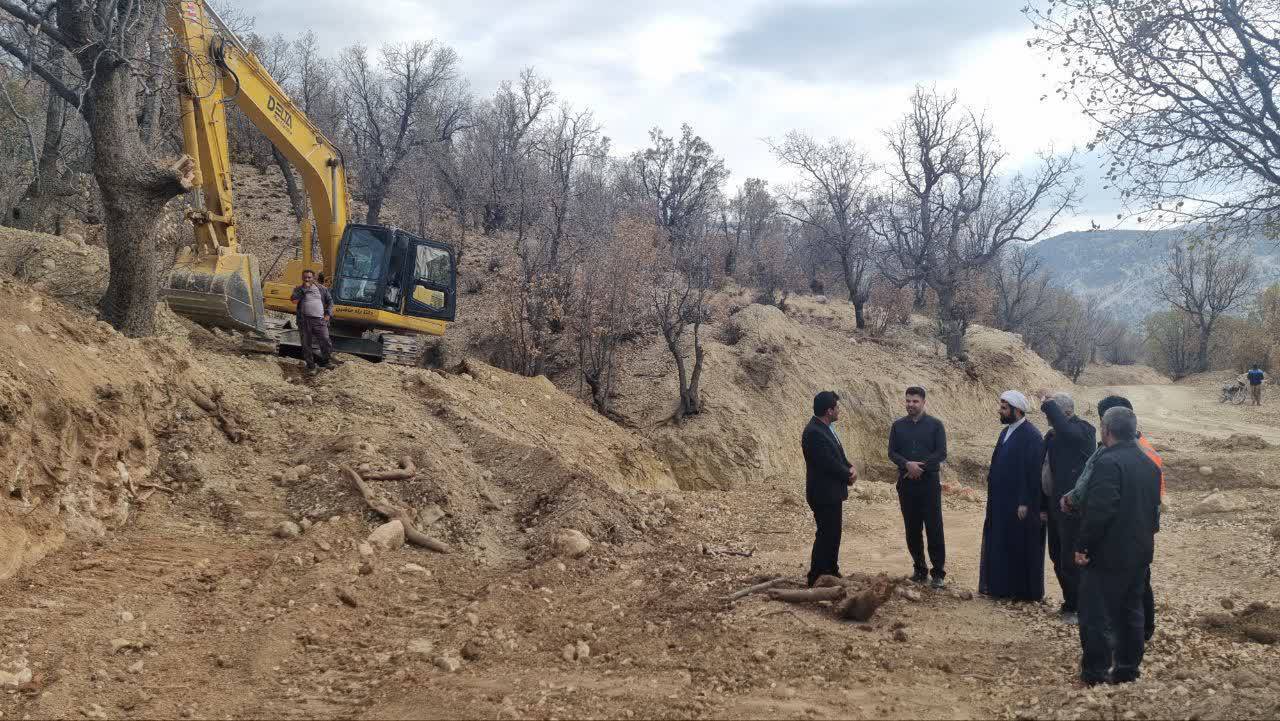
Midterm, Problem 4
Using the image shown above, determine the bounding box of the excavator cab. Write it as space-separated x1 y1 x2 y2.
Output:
330 224 457 324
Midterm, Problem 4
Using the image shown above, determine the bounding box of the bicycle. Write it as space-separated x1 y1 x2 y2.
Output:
1220 382 1247 405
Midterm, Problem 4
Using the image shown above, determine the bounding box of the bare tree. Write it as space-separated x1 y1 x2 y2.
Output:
1157 235 1257 372
1144 309 1199 379
1028 0 1280 231
877 87 1077 357
0 0 196 335
631 124 728 249
652 250 711 421
574 215 654 416
719 177 777 278
535 104 604 264
768 131 877 327
341 40 469 225
473 68 554 235
992 245 1061 340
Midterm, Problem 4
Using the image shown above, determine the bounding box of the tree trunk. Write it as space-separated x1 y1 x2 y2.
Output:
936 285 967 359
271 147 308 224
14 46 69 232
85 66 194 336
724 247 737 278
684 320 705 417
840 253 866 329
365 187 386 226
1196 324 1212 373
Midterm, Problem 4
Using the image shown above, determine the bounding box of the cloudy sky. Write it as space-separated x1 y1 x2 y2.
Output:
234 0 1122 232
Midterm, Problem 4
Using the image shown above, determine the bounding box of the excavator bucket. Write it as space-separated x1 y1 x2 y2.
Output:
165 251 267 335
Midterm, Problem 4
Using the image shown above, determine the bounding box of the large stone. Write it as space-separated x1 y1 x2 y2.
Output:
0 665 32 688
368 520 405 551
548 529 592 559
1189 491 1245 516
274 521 302 539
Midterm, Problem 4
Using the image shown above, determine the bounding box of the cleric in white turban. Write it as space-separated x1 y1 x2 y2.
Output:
978 389 1046 601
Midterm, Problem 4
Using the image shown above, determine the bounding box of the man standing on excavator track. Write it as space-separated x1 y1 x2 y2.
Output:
291 269 335 374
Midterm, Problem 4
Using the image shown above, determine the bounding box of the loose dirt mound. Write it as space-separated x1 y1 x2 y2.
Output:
0 272 235 578
1198 604 1280 645
1212 433 1272 451
1077 363 1171 386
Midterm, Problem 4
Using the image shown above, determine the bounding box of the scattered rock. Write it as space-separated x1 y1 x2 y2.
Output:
461 638 487 661
336 586 360 608
358 542 375 559
368 520 405 551
41 257 56 271
407 638 435 657
274 521 302 539
0 665 32 688
561 644 576 662
1221 598 1236 611
1189 491 1245 516
402 563 430 575
433 656 460 673
898 587 923 603
127 660 144 674
119 611 135 623
359 560 376 576
548 528 592 559
893 629 909 643
1198 466 1214 477
83 703 110 720
575 640 591 661
299 518 313 532
110 638 138 654
1231 668 1265 688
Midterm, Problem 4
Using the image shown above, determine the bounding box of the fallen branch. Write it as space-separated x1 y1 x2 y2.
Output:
343 465 451 554
701 543 755 558
726 577 786 602
186 385 246 443
361 456 418 481
768 586 845 603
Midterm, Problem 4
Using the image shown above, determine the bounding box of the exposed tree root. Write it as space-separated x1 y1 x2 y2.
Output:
360 456 418 481
343 465 451 554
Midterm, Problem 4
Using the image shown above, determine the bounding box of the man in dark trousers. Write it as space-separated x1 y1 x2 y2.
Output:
290 269 335 373
802 391 857 587
1075 406 1161 686
1037 391 1096 626
888 386 948 587
1248 364 1266 405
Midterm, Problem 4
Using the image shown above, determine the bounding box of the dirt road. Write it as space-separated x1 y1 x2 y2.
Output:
1096 382 1280 445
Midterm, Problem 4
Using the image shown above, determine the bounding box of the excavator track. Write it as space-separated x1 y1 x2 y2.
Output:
379 333 427 367
253 315 426 367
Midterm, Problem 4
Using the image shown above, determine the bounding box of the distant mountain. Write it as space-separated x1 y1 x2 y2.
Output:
1026 229 1280 324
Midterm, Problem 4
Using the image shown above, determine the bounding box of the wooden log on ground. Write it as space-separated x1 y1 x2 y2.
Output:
768 586 845 603
726 577 786 602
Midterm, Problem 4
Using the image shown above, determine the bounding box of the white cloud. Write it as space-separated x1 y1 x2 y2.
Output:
231 0 1118 231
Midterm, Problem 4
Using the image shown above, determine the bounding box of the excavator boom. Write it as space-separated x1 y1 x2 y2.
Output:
165 0 348 333
164 0 457 362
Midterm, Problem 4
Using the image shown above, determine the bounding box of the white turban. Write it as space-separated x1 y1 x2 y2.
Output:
1000 390 1030 413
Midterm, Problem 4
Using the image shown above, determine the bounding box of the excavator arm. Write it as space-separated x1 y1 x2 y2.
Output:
165 0 350 331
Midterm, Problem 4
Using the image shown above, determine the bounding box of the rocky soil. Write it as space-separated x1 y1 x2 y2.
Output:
0 217 1277 720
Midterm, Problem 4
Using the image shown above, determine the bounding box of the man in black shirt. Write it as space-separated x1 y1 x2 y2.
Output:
887 386 948 587
802 391 858 587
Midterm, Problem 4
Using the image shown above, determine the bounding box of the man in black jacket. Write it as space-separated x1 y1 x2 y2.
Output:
802 391 857 587
1038 391 1096 625
1074 406 1161 686
888 386 948 587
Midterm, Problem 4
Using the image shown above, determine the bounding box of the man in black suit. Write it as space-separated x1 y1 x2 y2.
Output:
1074 406 1161 686
802 391 858 587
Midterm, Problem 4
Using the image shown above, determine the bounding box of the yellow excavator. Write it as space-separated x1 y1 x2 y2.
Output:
163 0 456 365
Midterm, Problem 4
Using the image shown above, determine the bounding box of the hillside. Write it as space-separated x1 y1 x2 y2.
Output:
1029 229 1280 323
3 181 1278 719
